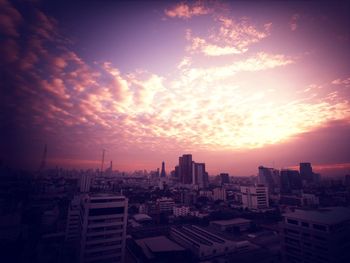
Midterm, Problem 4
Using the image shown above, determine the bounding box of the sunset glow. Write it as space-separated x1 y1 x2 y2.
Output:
1 0 350 175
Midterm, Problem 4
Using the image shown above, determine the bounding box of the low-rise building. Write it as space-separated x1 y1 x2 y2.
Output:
210 218 252 232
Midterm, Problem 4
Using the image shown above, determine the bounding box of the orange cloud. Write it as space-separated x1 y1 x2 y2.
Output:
165 2 210 19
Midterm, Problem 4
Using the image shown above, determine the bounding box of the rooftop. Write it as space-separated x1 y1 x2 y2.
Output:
136 236 185 253
283 207 350 225
211 218 251 226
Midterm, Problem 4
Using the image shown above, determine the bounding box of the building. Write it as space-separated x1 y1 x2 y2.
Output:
210 218 252 232
220 173 230 185
258 166 279 194
79 194 128 263
280 169 302 194
170 225 252 260
179 154 193 184
240 185 269 210
132 236 189 262
299 162 313 183
156 197 175 213
199 190 213 199
213 187 227 201
160 161 166 178
280 207 350 263
280 193 319 208
173 205 190 217
192 162 209 188
80 173 93 193
65 195 81 243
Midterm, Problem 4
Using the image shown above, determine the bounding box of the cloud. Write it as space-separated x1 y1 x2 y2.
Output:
2 0 350 171
165 1 211 19
187 17 272 56
289 13 300 31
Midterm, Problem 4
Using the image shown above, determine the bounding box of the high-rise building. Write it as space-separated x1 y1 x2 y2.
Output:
179 154 193 184
258 166 279 193
80 173 93 193
280 169 302 194
65 195 81 243
280 207 350 263
192 162 208 188
299 163 318 186
79 194 128 263
240 185 269 210
219 173 230 185
160 161 166 178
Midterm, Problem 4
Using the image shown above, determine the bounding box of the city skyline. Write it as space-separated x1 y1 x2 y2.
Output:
1 0 350 176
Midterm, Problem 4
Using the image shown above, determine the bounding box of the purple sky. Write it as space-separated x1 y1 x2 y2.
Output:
1 0 350 176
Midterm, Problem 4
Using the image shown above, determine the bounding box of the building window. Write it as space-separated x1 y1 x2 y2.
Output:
89 207 125 216
301 222 309 227
313 224 327 232
287 219 298 225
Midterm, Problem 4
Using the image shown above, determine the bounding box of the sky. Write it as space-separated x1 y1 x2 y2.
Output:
1 0 350 176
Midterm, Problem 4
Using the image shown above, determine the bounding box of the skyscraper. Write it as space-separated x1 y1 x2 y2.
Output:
299 162 314 183
192 162 209 188
179 154 193 184
258 166 279 194
280 169 302 194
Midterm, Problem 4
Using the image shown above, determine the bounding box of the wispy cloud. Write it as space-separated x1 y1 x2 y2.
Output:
186 16 272 56
165 1 211 19
289 13 300 31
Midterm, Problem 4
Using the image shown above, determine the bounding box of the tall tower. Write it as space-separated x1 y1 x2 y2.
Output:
179 154 192 184
160 161 166 177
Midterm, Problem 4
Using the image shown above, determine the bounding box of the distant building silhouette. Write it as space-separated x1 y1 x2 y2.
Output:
160 161 166 177
192 162 209 188
179 154 193 184
280 169 302 194
219 173 230 185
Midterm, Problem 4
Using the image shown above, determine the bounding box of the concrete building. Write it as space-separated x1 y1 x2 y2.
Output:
79 194 128 263
210 218 252 232
240 185 269 210
220 173 230 185
65 195 81 243
156 197 175 213
280 169 302 194
133 236 188 262
213 187 227 201
179 154 193 184
258 166 279 194
173 205 190 217
280 207 350 263
170 225 252 260
192 162 209 188
80 173 93 193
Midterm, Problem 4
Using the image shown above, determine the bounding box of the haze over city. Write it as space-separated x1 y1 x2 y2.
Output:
1 0 350 176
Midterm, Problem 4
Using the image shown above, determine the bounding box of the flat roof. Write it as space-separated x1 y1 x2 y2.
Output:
138 236 185 253
133 213 152 222
211 218 251 226
284 207 350 225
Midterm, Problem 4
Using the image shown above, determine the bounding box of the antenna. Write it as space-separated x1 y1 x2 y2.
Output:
101 149 105 172
39 144 47 171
